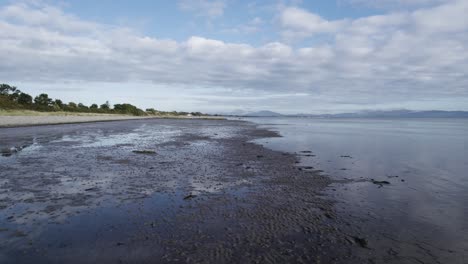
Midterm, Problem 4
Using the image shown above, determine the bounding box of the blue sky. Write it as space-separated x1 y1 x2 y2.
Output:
58 1 379 45
0 0 467 114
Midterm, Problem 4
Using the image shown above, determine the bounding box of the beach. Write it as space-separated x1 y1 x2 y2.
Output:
0 118 368 263
0 115 152 128
1 118 466 263
247 117 468 264
0 112 222 128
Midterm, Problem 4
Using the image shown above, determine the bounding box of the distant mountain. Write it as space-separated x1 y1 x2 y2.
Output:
219 109 468 118
243 110 283 117
226 110 248 116
220 110 283 117
290 110 468 118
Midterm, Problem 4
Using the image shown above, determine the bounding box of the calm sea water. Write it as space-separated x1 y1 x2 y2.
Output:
245 117 468 263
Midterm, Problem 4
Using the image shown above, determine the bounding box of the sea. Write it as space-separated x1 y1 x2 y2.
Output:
245 117 468 263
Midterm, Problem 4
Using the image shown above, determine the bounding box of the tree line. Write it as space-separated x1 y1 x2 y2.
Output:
0 84 203 117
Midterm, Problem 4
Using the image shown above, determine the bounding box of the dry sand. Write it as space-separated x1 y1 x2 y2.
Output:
0 115 154 128
0 113 222 128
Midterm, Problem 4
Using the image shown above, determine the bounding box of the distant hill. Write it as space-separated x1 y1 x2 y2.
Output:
221 110 283 117
243 110 283 117
219 109 468 118
291 110 468 118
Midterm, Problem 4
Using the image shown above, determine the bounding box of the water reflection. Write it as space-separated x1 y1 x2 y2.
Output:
248 117 468 262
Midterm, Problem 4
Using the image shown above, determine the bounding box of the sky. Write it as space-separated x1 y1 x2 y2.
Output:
0 0 467 114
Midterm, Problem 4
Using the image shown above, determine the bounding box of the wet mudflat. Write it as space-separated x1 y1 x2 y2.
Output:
0 119 416 263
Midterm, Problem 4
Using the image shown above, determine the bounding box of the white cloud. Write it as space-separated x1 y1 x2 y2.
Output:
178 0 226 19
279 7 346 39
0 2 99 33
0 1 467 113
222 17 264 34
342 0 451 9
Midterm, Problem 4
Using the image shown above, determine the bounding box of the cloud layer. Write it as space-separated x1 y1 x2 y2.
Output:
0 1 467 113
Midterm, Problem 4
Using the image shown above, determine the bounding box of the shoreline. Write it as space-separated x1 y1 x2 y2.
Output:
0 118 366 263
0 114 224 128
1 118 460 263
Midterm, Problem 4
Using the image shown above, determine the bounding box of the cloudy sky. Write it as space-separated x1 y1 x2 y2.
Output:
0 0 467 114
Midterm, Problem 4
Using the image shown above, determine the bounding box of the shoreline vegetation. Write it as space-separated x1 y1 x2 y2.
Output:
0 83 215 118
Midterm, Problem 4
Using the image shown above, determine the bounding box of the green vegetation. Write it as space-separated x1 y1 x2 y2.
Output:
0 83 205 117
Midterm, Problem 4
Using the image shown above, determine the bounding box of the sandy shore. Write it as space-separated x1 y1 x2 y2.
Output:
0 119 364 263
0 115 153 128
1 118 463 263
0 115 221 128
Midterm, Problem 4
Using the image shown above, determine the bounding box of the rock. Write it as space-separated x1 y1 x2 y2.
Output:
183 194 197 200
132 150 156 154
351 236 369 248
371 179 390 187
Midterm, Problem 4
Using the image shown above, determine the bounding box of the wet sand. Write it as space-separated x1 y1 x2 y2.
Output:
0 119 405 263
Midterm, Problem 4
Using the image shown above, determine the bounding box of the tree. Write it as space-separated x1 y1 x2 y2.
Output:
0 84 21 103
114 103 146 116
66 102 78 111
17 93 33 105
78 103 88 109
0 84 17 95
8 90 21 102
100 101 110 110
0 84 159 116
146 108 157 115
34 94 52 107
54 99 64 108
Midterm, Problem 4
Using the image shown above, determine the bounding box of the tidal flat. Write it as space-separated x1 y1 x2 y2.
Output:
0 118 464 263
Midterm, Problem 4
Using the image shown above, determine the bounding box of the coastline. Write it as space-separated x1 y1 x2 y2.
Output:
2 118 463 263
0 118 366 263
245 117 468 264
0 114 224 128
